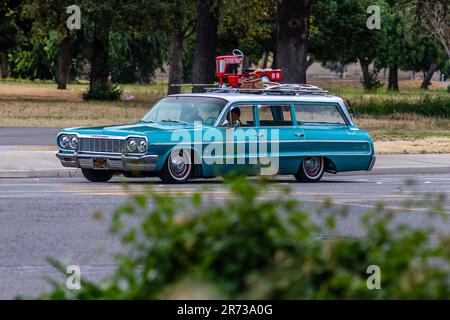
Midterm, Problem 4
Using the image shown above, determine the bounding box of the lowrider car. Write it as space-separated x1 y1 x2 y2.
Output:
56 85 375 183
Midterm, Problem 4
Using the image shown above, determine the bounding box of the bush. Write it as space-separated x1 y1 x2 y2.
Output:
36 178 450 299
354 96 450 118
81 84 123 101
361 69 383 91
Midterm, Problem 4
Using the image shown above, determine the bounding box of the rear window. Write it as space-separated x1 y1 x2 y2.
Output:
295 104 347 125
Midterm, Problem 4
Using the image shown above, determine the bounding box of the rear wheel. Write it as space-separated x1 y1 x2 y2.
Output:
81 169 113 182
294 157 324 182
159 149 192 183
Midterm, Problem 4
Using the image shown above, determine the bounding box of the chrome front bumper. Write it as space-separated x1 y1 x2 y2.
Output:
56 151 158 171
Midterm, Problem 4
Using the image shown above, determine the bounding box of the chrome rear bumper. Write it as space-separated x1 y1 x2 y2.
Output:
56 151 158 171
368 155 376 171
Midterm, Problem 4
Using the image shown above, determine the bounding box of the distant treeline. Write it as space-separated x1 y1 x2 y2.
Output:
0 0 449 99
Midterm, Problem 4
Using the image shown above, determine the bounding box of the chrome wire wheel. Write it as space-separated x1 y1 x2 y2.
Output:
294 156 325 182
303 157 323 179
167 149 192 181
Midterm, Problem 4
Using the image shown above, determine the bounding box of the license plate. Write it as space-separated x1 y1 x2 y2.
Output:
93 158 108 169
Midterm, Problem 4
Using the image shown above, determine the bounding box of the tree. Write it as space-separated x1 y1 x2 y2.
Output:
218 0 277 69
165 0 196 95
276 0 312 84
0 0 22 78
416 0 450 60
24 0 80 89
412 0 450 89
401 31 445 89
310 0 385 89
379 0 409 91
191 0 220 93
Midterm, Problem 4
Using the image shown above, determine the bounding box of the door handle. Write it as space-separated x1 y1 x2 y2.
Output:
294 132 305 137
255 133 265 137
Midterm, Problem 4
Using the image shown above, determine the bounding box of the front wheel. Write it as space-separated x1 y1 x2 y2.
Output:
81 169 113 182
294 157 324 182
158 149 193 183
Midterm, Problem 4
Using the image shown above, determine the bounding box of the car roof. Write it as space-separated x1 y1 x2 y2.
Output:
168 92 345 104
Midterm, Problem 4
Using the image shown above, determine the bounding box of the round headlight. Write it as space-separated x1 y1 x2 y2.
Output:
60 135 69 149
127 139 137 152
69 136 78 149
138 139 147 153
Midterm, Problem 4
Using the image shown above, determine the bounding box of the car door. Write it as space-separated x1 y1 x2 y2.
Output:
257 103 303 175
294 102 372 171
204 103 260 176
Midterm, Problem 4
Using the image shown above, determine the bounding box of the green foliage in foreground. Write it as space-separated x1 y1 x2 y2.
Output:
354 96 450 118
38 178 449 299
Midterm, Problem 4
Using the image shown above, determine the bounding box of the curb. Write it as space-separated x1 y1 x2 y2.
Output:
0 169 80 178
1 166 449 179
339 166 450 176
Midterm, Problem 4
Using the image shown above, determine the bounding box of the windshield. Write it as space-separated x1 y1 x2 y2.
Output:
141 96 227 125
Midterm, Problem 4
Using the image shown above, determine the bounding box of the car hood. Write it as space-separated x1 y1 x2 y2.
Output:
63 122 199 137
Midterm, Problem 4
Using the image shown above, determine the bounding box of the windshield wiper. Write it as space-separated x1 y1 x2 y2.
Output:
139 120 155 123
161 120 190 125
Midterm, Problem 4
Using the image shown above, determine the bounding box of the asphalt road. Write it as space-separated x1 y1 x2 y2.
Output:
0 173 449 299
0 127 61 146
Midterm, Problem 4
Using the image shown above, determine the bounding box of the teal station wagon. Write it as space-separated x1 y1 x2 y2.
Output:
56 84 375 183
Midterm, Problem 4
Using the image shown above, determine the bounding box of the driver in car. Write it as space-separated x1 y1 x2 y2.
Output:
221 107 241 126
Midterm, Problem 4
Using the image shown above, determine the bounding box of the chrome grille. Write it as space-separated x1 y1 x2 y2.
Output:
79 138 126 154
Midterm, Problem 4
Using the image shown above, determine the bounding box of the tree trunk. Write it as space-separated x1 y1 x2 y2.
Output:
191 0 219 93
57 34 71 89
275 0 311 84
359 59 370 87
262 52 269 69
167 31 184 95
272 50 277 69
0 50 8 79
89 14 112 92
306 56 314 69
421 57 446 89
387 67 399 91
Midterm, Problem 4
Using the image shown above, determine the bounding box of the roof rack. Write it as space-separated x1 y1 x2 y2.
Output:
205 83 329 96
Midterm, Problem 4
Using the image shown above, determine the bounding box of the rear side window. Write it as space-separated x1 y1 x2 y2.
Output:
258 104 293 127
295 104 347 125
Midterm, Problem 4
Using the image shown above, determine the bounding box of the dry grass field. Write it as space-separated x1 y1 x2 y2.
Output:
0 80 449 153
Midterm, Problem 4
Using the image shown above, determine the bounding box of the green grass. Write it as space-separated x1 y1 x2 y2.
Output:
352 96 450 118
327 85 449 101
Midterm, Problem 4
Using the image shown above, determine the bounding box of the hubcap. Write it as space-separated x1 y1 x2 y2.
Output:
169 150 190 179
303 157 322 178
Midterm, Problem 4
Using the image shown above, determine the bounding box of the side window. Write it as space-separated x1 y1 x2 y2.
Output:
295 104 347 125
220 104 255 127
258 104 293 127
